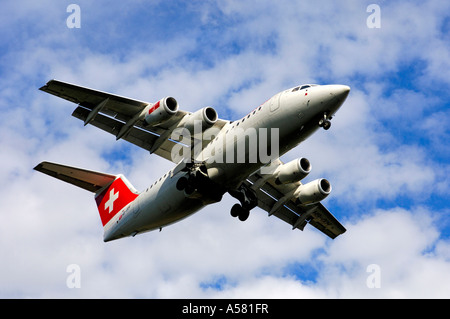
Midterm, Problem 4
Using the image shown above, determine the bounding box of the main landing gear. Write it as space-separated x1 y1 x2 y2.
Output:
175 162 257 222
231 204 250 221
176 163 224 203
176 166 204 194
318 112 331 130
228 184 258 222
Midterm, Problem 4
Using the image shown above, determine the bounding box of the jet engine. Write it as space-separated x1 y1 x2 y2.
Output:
143 97 178 126
182 107 218 134
294 178 331 205
274 158 311 184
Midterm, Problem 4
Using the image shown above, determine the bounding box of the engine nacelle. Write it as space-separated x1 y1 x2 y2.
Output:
274 158 311 184
182 107 218 134
294 178 331 205
143 97 178 126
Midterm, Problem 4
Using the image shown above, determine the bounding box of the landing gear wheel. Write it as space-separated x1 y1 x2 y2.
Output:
228 185 256 222
238 208 250 221
176 177 188 190
184 184 196 196
230 204 250 221
319 113 331 130
231 204 241 218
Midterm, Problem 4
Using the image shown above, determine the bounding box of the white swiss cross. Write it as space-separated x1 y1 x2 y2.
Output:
104 189 119 214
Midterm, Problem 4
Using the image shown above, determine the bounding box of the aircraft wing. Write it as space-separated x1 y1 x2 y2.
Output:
40 80 229 163
243 159 346 239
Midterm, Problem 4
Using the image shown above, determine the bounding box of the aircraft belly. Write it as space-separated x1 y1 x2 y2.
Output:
136 194 203 233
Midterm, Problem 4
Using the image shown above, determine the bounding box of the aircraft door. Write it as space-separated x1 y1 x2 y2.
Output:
270 93 281 112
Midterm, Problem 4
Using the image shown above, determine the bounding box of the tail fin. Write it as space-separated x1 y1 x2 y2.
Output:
34 161 139 226
94 174 139 226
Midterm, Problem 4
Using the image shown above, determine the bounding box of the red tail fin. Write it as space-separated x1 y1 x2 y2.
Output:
34 162 141 232
95 175 139 226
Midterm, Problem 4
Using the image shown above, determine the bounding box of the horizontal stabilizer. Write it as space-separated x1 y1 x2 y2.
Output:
34 161 116 193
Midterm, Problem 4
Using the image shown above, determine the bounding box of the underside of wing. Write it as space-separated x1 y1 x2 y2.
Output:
243 160 346 239
71 105 184 161
40 79 148 119
40 80 229 163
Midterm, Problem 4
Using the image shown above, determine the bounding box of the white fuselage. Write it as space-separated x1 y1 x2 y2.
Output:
103 84 349 241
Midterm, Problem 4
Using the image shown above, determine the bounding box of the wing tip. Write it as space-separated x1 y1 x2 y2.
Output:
39 79 56 91
33 161 48 172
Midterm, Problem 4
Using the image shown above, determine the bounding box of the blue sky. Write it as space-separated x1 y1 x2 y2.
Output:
0 0 449 298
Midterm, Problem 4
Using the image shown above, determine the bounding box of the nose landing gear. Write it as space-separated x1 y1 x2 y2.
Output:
319 113 331 130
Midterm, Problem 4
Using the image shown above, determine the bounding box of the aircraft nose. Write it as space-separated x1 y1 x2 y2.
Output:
313 84 350 116
329 85 350 100
325 85 350 110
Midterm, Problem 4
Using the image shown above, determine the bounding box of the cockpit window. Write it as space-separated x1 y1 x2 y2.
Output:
292 84 319 92
292 84 314 92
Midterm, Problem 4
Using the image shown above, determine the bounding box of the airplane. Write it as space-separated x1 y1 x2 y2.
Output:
34 80 350 242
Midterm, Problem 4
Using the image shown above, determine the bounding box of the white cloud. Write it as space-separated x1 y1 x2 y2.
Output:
316 208 450 298
195 208 450 299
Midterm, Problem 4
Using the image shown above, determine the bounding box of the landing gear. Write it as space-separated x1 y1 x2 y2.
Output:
176 163 207 193
176 163 225 203
230 203 250 221
318 112 331 130
322 120 331 130
229 184 257 222
176 174 198 196
176 176 188 190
